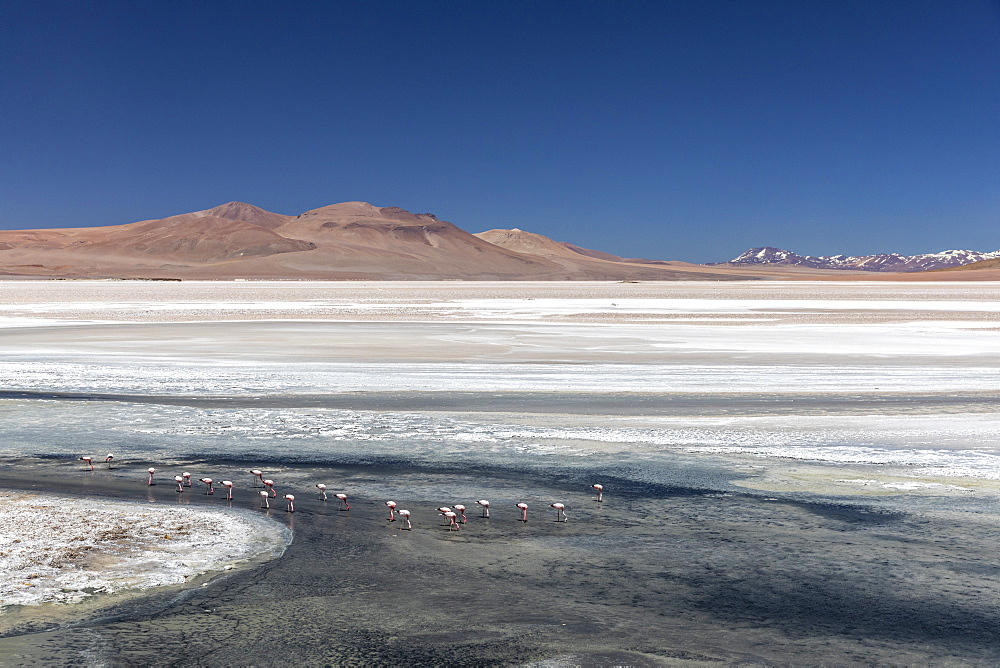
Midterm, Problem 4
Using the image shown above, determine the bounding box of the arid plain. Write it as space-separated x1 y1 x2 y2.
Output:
1 279 999 665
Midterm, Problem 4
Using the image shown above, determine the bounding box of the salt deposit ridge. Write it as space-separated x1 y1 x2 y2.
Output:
0 492 290 611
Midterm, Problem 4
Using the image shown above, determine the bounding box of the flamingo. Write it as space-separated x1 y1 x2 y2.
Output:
263 479 276 498
182 472 192 487
453 504 468 523
443 510 460 531
284 494 295 513
592 484 603 502
476 499 490 518
259 490 270 509
385 500 397 521
516 502 528 522
316 484 328 501
200 477 214 495
104 453 114 469
174 475 184 492
79 456 93 471
437 507 452 525
398 509 411 530
147 467 156 486
551 502 568 522
250 469 264 487
335 493 350 511
221 480 234 500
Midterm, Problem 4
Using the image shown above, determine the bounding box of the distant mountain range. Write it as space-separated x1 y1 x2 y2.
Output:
0 201 747 281
1 202 996 280
720 246 1000 272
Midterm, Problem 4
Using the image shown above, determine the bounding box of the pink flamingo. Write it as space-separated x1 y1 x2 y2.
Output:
259 490 270 509
592 484 603 502
336 493 350 510
516 502 528 522
221 480 234 500
443 510 460 531
200 477 214 495
316 484 328 501
250 469 264 487
263 479 276 498
453 504 468 523
174 475 184 492
182 472 192 487
147 467 156 486
551 502 568 522
437 507 452 525
398 509 411 530
104 453 114 469
284 494 295 513
476 500 490 518
79 456 93 471
385 500 397 521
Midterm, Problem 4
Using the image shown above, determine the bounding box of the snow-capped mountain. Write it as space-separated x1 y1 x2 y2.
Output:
723 246 1000 272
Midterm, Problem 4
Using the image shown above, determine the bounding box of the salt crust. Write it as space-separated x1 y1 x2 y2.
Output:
0 492 289 611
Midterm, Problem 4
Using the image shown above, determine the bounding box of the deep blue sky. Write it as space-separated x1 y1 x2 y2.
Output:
2 1 997 262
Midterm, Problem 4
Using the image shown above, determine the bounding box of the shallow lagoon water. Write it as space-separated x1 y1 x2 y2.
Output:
1 281 1000 665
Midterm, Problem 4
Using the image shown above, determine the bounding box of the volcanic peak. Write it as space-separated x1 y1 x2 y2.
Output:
191 201 292 229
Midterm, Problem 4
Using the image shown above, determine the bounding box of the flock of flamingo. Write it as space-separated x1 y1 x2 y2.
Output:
79 454 605 529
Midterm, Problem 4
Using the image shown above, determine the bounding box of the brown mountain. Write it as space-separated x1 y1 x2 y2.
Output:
0 204 315 277
933 257 1000 272
255 202 566 279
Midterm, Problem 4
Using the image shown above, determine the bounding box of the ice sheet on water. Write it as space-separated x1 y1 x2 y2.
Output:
0 491 289 610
